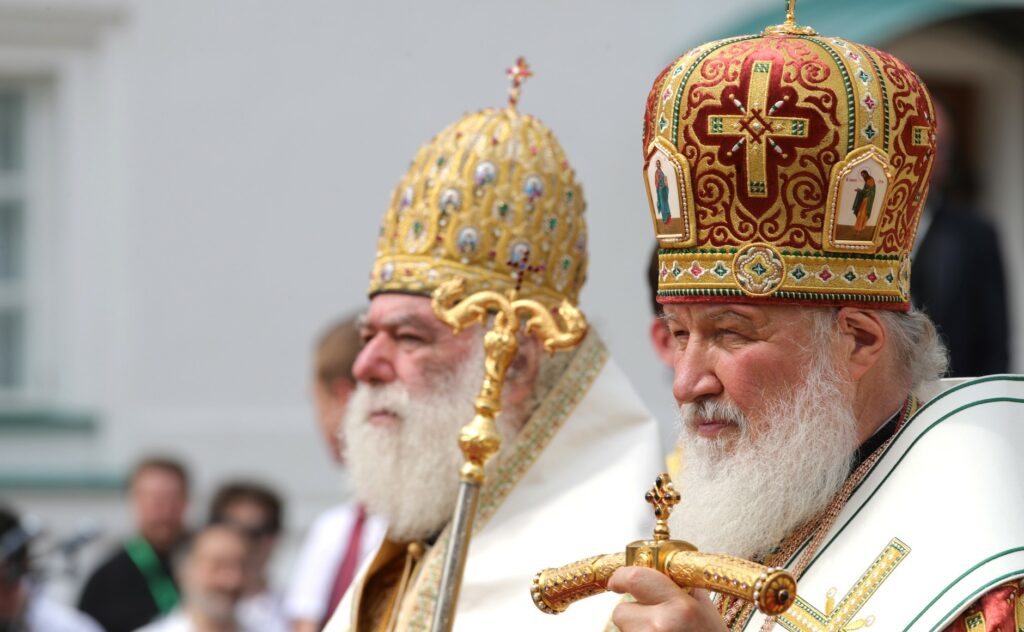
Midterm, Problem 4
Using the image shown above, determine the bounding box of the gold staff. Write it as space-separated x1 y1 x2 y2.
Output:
430 276 587 632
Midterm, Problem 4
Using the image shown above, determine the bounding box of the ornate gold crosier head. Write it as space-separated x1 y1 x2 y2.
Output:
431 276 587 483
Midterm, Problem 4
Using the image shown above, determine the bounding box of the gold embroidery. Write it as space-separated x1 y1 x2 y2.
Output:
776 538 909 632
964 611 986 631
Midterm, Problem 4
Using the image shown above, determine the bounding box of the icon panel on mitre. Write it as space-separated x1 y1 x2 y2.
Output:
824 146 894 253
644 137 697 247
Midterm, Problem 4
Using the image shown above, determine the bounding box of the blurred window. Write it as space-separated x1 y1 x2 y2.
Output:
0 89 26 392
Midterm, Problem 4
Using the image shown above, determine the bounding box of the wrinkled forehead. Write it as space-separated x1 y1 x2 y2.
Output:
363 293 441 328
662 302 818 328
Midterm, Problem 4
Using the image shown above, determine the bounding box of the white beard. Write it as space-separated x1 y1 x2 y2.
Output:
668 351 859 560
343 341 518 542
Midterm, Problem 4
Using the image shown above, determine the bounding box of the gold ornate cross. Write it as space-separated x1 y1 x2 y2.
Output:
644 473 681 542
706 60 810 198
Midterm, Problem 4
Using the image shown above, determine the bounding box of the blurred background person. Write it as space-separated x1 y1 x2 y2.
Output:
207 482 287 632
1 505 103 632
911 97 1010 377
78 458 190 632
285 315 385 632
137 523 250 632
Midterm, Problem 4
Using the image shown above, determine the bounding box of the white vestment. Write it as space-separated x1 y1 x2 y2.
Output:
325 332 663 631
740 376 1024 631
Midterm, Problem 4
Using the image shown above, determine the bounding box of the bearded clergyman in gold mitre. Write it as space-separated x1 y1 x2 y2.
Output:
605 6 1024 632
323 59 662 631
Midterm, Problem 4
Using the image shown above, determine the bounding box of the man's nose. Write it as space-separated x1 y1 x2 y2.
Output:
672 342 723 405
352 334 397 385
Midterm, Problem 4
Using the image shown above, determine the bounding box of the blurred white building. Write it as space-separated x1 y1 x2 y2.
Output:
0 0 1020 602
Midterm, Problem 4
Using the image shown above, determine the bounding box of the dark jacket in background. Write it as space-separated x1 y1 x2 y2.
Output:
77 546 177 632
911 200 1010 377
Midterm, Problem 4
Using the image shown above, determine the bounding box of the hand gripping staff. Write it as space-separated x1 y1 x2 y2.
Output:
429 277 588 632
531 474 798 617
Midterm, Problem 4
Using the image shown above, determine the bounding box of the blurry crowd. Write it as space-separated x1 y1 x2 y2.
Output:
1 316 384 632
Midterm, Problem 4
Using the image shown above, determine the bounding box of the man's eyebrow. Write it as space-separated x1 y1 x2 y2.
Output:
378 313 436 330
705 309 757 325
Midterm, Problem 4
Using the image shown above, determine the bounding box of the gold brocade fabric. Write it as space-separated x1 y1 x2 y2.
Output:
642 22 936 310
368 105 587 312
345 332 609 631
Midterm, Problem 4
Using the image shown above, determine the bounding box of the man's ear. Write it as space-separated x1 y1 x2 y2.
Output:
504 336 542 408
835 307 887 381
649 316 675 368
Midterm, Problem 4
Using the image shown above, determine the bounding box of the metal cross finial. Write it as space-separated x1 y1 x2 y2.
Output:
645 473 681 542
764 0 817 36
507 56 533 110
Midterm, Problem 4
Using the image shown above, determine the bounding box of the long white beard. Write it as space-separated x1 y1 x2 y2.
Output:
344 342 517 542
668 351 859 560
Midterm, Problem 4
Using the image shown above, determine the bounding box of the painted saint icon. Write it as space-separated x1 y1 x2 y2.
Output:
655 159 671 224
457 227 480 255
523 175 544 202
644 140 694 245
830 149 890 246
851 170 876 233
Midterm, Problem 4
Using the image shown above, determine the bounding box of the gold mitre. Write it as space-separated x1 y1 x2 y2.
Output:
368 58 587 310
643 2 936 310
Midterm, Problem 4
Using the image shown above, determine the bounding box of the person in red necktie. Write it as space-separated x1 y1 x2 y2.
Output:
284 315 386 632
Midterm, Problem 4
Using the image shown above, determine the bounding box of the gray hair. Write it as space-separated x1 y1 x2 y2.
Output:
808 307 948 393
878 308 949 391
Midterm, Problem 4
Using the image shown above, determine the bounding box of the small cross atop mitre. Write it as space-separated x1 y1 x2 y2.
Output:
507 56 533 110
764 0 818 35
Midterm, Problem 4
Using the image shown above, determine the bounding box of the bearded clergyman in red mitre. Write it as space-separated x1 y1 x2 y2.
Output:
613 7 1024 631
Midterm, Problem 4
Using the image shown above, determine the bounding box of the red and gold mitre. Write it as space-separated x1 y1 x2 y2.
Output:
368 58 587 310
643 7 936 310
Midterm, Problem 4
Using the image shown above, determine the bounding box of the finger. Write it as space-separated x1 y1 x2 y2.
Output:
610 601 649 631
691 588 715 607
608 566 692 605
